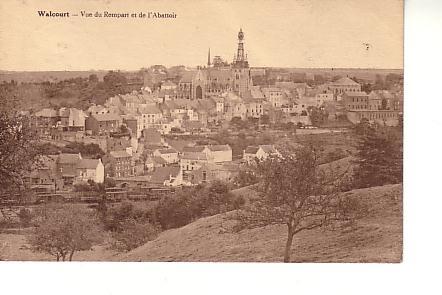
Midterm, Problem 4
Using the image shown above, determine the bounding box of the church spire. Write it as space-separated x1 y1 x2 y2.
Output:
208 48 211 67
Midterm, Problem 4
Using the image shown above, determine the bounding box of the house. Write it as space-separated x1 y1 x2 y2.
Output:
243 145 280 163
58 108 86 131
262 87 284 106
343 91 370 111
149 166 187 187
85 113 122 135
87 105 109 116
139 105 163 129
76 158 104 184
29 155 63 192
207 145 232 163
180 151 213 181
188 162 239 185
33 108 59 138
122 115 143 139
106 150 133 178
142 127 165 147
154 148 179 164
161 80 177 90
327 77 361 99
262 87 287 108
57 153 82 186
182 145 211 157
106 136 132 153
152 156 168 168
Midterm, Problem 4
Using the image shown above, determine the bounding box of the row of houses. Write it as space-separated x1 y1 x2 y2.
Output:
29 153 104 191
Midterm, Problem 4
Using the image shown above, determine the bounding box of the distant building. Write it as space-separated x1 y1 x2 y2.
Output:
243 145 280 163
207 145 233 163
106 150 133 178
343 91 370 111
154 148 179 164
188 162 239 185
76 158 104 184
176 29 252 100
262 87 285 108
327 77 361 99
149 166 187 187
85 113 122 135
57 153 82 186
32 108 58 138
343 91 400 126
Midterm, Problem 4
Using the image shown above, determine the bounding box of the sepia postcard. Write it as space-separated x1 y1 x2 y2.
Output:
0 0 403 263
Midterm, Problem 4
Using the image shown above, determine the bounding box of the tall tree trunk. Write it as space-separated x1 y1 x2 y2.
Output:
69 250 75 262
284 227 294 263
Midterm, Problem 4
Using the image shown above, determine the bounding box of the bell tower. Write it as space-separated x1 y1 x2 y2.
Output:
233 28 249 68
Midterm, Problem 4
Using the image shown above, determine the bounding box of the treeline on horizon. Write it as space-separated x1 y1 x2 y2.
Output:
0 66 403 112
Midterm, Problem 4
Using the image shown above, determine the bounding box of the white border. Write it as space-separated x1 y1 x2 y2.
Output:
2 0 442 294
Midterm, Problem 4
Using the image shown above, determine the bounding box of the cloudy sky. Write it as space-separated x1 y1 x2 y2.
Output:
0 0 403 71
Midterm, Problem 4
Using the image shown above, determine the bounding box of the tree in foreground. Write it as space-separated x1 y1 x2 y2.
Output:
0 91 41 191
29 204 102 261
233 146 362 262
352 124 402 188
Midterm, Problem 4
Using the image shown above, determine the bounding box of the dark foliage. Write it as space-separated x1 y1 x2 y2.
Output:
98 202 159 251
352 124 402 188
155 182 244 230
62 142 104 158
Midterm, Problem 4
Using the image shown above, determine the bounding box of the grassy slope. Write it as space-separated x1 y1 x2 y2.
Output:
0 183 402 262
120 183 402 262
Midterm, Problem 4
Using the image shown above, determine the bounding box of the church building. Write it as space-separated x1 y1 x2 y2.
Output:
177 29 252 100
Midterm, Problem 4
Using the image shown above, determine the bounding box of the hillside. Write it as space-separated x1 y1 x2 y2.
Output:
120 183 402 262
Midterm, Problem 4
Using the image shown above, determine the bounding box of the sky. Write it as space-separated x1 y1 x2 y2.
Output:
0 0 403 71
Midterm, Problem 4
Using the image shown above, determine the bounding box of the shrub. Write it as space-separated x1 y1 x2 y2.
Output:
29 204 103 261
155 182 245 230
18 208 32 227
99 201 158 252
111 219 159 252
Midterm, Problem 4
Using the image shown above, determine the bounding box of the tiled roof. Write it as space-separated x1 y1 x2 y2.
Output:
158 148 178 154
58 153 81 164
208 145 231 152
181 152 211 161
179 70 197 83
153 156 167 165
92 113 121 122
109 150 131 158
344 91 368 97
260 145 276 154
244 146 260 154
244 145 276 155
149 166 181 184
331 77 360 86
139 105 162 114
182 146 207 153
35 108 57 118
77 159 100 169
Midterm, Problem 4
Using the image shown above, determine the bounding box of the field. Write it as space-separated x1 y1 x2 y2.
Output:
0 183 401 262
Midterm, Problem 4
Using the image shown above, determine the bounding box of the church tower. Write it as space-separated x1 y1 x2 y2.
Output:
232 28 249 68
232 28 251 97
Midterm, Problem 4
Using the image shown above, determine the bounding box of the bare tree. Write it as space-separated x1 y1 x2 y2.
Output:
234 146 362 262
